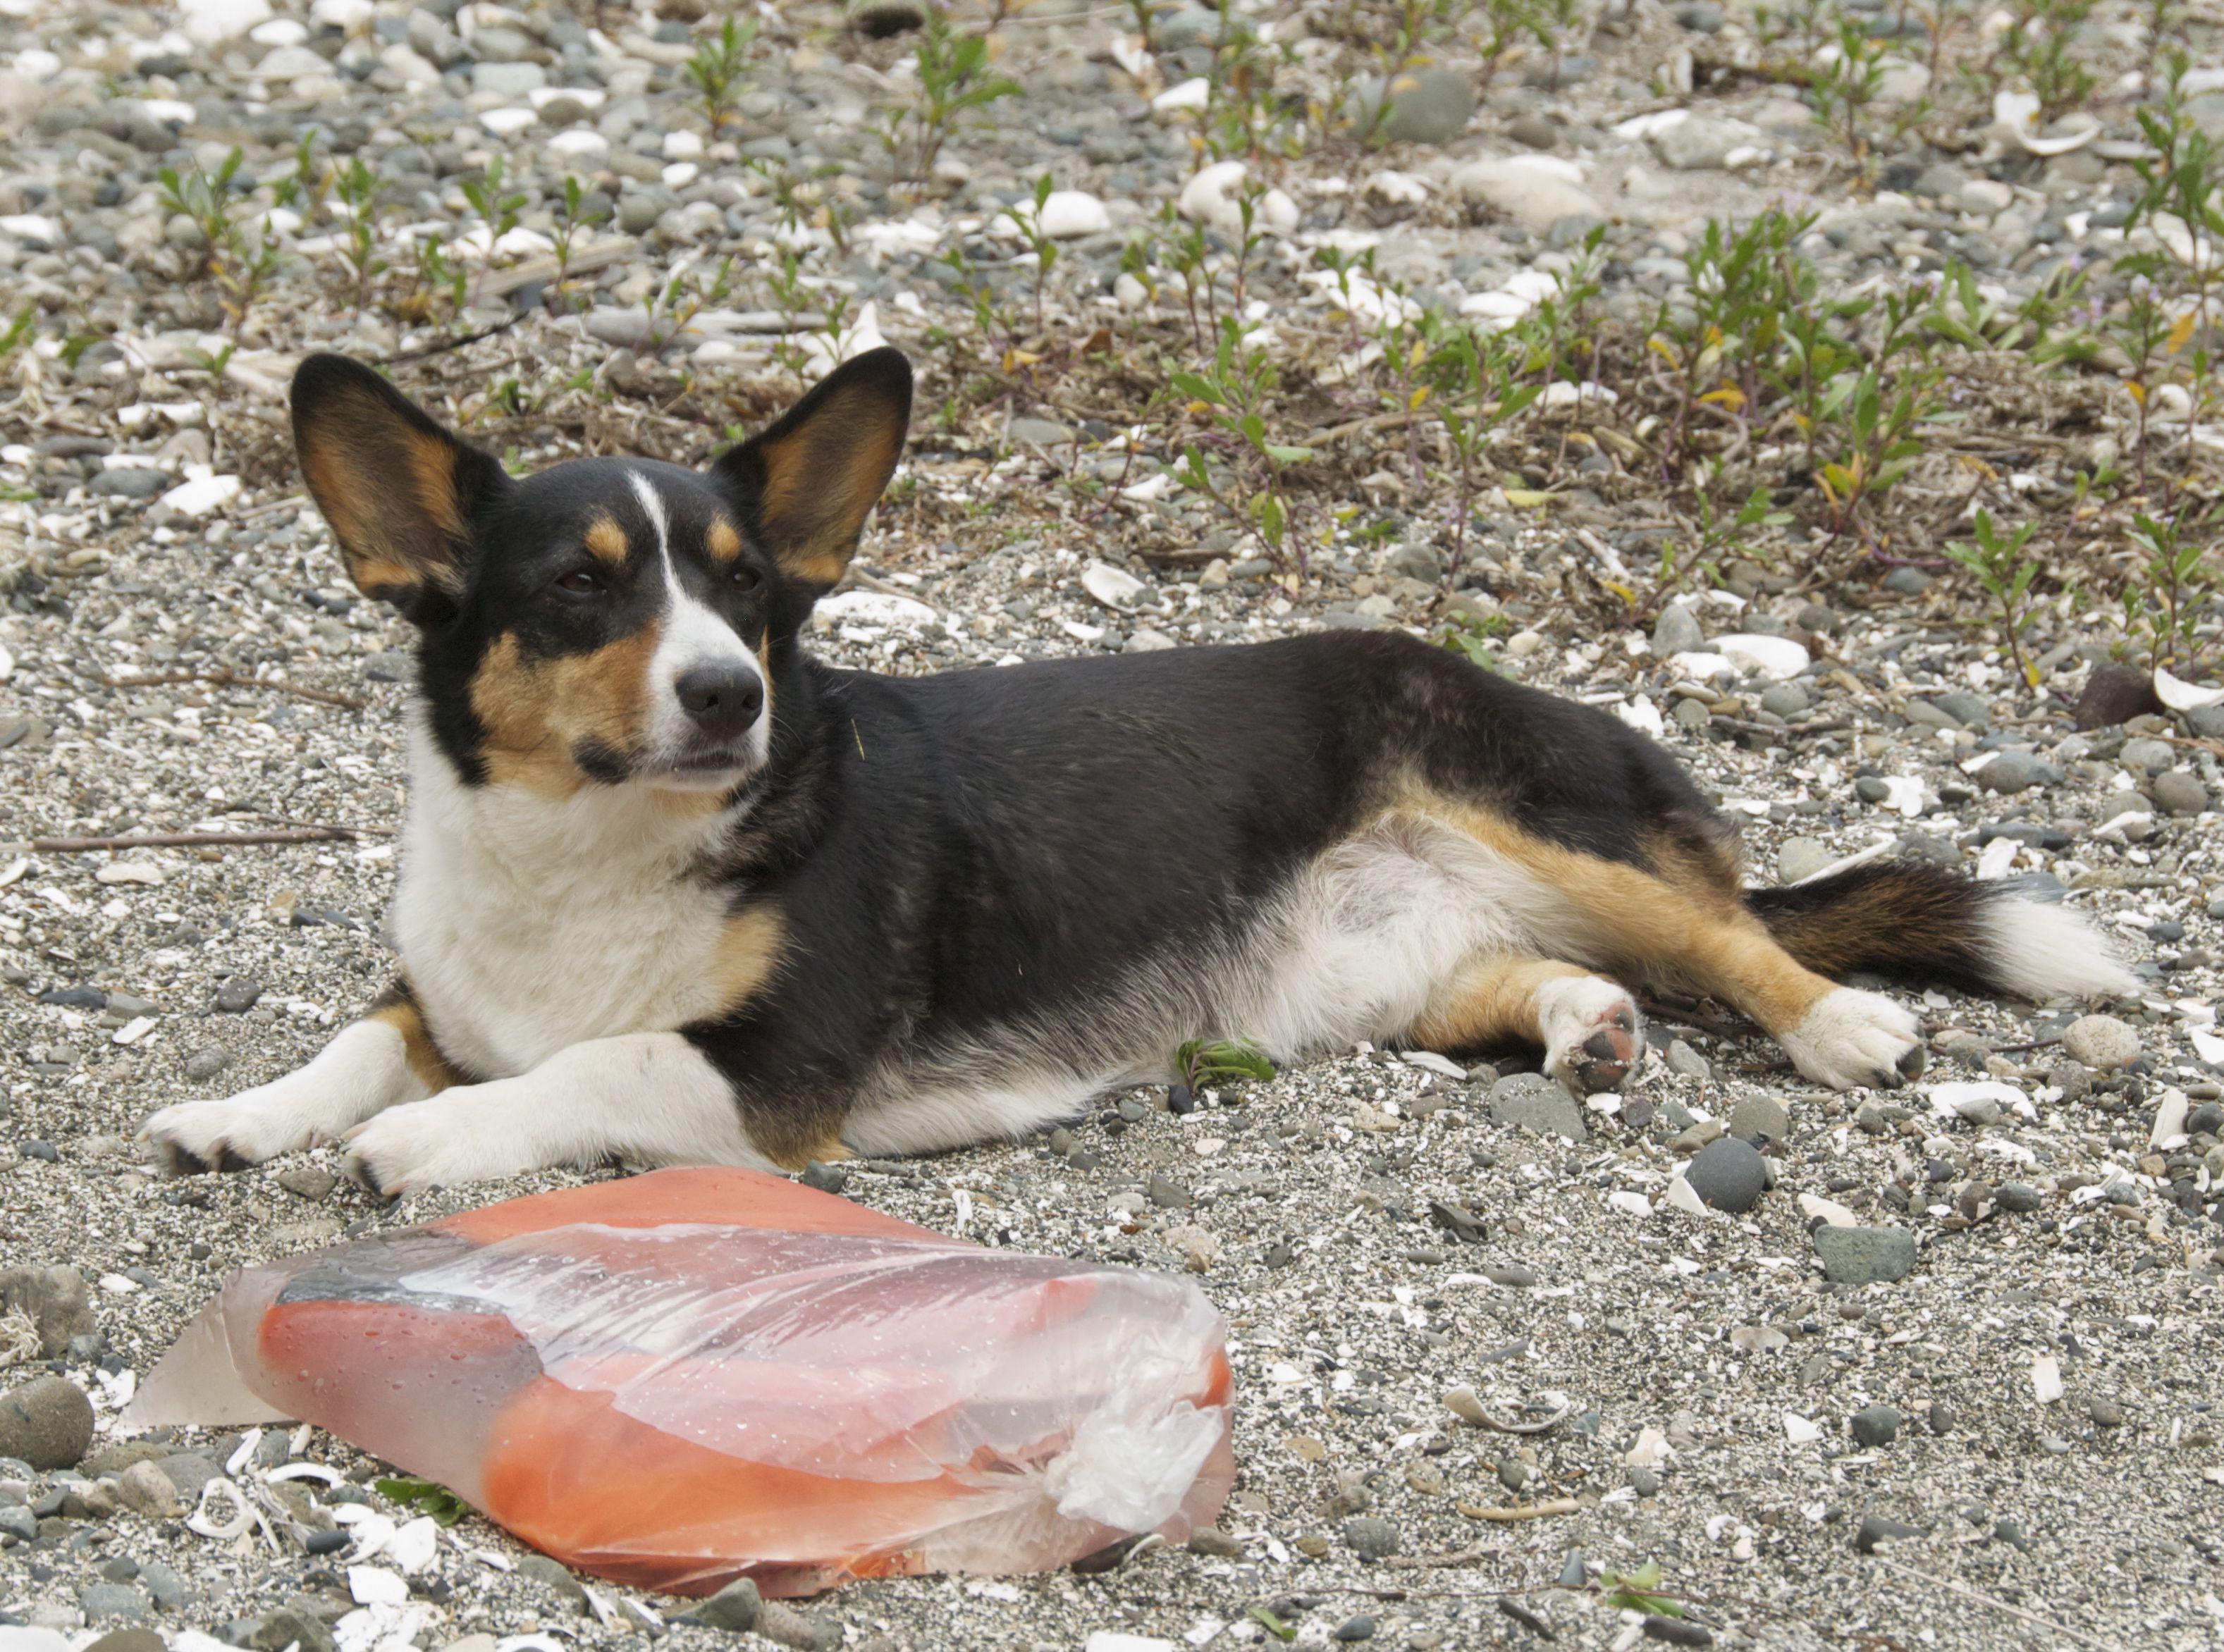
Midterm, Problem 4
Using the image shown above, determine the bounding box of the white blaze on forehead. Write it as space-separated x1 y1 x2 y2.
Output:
627 469 672 563
628 467 768 763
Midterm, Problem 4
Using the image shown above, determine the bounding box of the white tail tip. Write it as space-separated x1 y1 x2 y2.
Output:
1978 896 2138 1001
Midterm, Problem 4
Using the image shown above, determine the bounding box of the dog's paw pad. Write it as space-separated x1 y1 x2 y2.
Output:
1540 978 1645 1096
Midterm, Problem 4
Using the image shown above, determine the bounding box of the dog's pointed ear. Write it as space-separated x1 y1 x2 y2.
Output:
290 354 511 625
712 347 911 592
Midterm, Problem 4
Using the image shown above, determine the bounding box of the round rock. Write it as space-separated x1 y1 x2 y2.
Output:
0 1373 95 1469
1849 1404 1900 1448
1343 1515 1401 1560
2062 1014 2139 1071
1684 1136 1767 1214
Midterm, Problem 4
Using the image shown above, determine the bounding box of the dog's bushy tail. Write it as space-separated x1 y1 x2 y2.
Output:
1744 861 2137 1000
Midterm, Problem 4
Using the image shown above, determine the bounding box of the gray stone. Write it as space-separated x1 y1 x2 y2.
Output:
1006 416 1075 446
1776 837 1836 884
1452 158 1604 231
1343 1515 1401 1560
250 1609 336 1652
91 468 168 500
679 1577 761 1631
1727 1095 1790 1143
1759 683 1810 719
1652 113 1747 171
2154 770 2209 816
1146 1171 1191 1209
138 1560 192 1610
1652 603 1704 655
1360 68 1475 146
274 1164 336 1202
0 1374 94 1469
469 61 545 97
1977 751 2061 794
1153 6 1224 49
85 1630 166 1652
1932 690 1991 728
1855 1513 1925 1552
516 1555 587 1610
2062 1014 2139 1069
155 1452 223 1498
584 306 652 348
117 1460 185 1519
1489 1072 1587 1142
183 1047 233 1082
1850 1404 1900 1447
1664 1039 1710 1080
1813 1225 1916 1285
1684 1137 1767 1214
214 977 262 1013
0 1264 93 1357
78 1586 150 1625
1509 111 1559 149
1996 1181 2041 1213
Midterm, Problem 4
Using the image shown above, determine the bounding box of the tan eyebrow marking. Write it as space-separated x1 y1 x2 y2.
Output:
706 517 742 563
584 513 629 564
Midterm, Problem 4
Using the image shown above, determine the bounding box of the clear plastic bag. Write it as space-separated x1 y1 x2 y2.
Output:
129 1168 1234 1596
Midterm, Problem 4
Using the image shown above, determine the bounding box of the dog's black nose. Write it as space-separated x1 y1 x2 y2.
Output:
674 666 765 744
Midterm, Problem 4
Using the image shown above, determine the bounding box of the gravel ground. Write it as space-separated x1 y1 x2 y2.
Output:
6 0 2224 1646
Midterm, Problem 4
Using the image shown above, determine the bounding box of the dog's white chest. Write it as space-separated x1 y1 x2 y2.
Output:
391 735 736 1079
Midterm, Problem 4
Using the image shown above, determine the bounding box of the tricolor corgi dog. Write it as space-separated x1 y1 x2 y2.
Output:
142 348 2134 1194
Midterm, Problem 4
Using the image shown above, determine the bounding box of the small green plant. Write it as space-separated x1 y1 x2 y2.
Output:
2122 510 2216 689
685 16 758 136
549 174 608 312
375 1477 471 1526
883 6 1020 185
1007 174 1062 335
641 254 734 357
1176 1038 1277 1090
1599 1559 1688 1619
1422 318 1541 580
1170 318 1315 574
1811 17 1887 178
1439 610 1510 669
458 157 525 309
1998 0 2097 123
328 154 386 314
1944 509 2043 688
158 147 244 283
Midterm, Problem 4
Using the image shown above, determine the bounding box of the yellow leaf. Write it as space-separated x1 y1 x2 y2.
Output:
1186 399 1212 416
2126 381 2148 406
1409 386 1431 412
1646 336 1681 365
1602 579 1635 605
1699 385 1745 410
1502 488 1551 508
2168 312 2197 355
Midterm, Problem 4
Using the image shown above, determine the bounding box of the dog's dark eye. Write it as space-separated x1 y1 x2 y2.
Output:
554 569 606 597
729 565 760 593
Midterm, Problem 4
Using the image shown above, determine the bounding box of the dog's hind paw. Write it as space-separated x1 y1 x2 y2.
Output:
1778 987 1925 1091
1537 975 1645 1096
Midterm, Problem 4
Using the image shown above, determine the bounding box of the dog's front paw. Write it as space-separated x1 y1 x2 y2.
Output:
142 1084 329 1173
1778 987 1925 1091
344 1087 547 1197
1537 976 1645 1096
